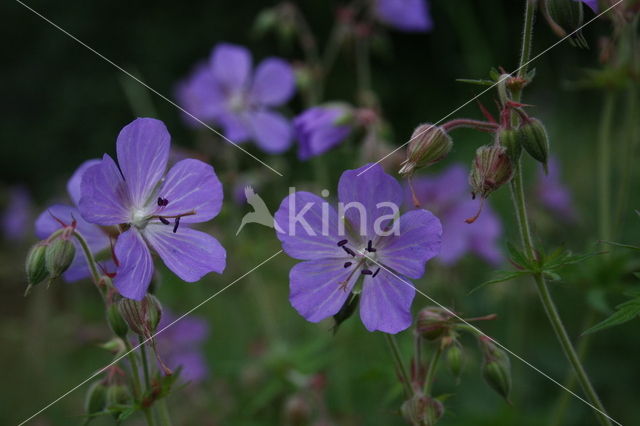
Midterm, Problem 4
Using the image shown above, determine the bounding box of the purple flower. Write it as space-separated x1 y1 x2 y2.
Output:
35 160 111 282
535 157 576 221
2 185 32 241
275 164 442 334
177 43 295 154
157 311 209 383
79 118 226 300
293 105 353 160
407 164 503 265
577 0 598 13
374 0 433 32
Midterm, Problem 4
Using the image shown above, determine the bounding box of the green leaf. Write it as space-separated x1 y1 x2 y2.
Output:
506 242 531 269
469 271 527 294
583 297 640 334
601 240 640 251
456 78 495 86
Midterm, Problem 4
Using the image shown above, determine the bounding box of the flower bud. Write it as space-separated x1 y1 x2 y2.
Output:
401 393 444 426
479 337 512 402
117 294 162 337
446 344 464 378
497 128 522 163
107 303 129 339
84 380 107 416
545 0 588 48
106 384 132 407
25 243 49 287
44 238 75 280
399 124 452 177
416 307 452 341
517 118 550 173
469 145 514 200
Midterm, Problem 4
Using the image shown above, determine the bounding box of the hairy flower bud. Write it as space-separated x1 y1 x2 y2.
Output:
446 344 464 378
416 307 453 341
44 238 75 280
469 145 514 200
106 384 132 407
117 294 162 337
545 0 588 48
25 243 49 287
84 380 107 416
497 128 522 163
401 393 444 426
107 303 129 339
517 118 550 173
399 124 453 177
479 337 512 402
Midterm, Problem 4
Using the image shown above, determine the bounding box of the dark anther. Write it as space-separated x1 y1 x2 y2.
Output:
361 269 373 275
344 262 352 268
337 239 348 247
366 240 377 252
172 217 181 233
372 268 381 277
157 197 169 207
159 217 170 225
342 246 356 257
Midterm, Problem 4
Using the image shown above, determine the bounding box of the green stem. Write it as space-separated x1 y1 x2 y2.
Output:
423 344 443 396
384 334 412 397
598 92 615 243
139 336 152 389
507 2 611 425
124 339 156 426
71 231 101 284
157 399 174 426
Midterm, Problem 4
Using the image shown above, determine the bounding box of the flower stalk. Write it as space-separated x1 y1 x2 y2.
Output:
384 334 413 397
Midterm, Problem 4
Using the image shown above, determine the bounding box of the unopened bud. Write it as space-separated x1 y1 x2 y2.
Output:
517 118 550 173
252 8 278 37
545 0 588 48
446 344 464 378
117 294 162 337
107 303 128 338
106 384 131 407
479 337 512 402
25 243 49 287
283 394 311 426
399 124 452 177
84 381 107 416
44 238 75 279
497 128 522 163
416 307 452 341
469 145 514 200
401 393 444 426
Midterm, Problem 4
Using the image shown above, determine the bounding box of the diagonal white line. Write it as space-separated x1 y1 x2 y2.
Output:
357 0 625 176
14 0 284 177
17 250 283 426
361 252 623 426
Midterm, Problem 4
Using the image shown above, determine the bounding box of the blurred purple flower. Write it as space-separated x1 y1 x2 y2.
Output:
577 0 598 13
35 160 111 282
374 0 433 32
79 118 226 300
157 311 209 383
275 163 442 334
535 157 576 221
2 185 32 241
407 164 503 265
177 43 295 153
294 105 353 160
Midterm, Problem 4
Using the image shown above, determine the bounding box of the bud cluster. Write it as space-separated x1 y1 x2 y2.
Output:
25 233 76 294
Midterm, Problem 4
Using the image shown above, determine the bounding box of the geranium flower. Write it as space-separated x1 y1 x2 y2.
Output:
293 105 353 160
374 0 433 33
2 185 32 241
79 118 226 300
177 43 295 154
35 160 111 282
407 164 503 265
156 311 209 383
275 163 442 334
534 157 576 221
577 0 598 13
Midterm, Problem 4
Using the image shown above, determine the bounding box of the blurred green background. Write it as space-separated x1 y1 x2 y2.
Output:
2 0 639 425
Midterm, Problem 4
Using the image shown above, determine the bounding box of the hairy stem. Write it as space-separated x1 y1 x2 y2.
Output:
124 339 155 426
423 344 443 396
384 334 413 397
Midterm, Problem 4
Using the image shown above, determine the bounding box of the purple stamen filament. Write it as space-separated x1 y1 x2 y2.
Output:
173 217 180 233
372 267 381 277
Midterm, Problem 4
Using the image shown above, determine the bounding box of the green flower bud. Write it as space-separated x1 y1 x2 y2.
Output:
44 238 75 279
416 307 452 341
107 303 128 339
497 128 522 163
479 337 512 402
84 380 107 416
545 0 588 48
25 243 49 287
117 294 163 337
446 344 464 378
105 384 131 407
469 145 514 200
401 393 444 426
252 8 278 37
517 118 550 173
399 124 453 177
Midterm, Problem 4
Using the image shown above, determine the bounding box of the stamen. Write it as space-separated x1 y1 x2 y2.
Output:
342 246 356 257
366 240 377 252
157 197 169 206
158 217 170 225
372 268 381 277
173 217 180 233
337 239 348 247
344 262 352 268
361 269 373 275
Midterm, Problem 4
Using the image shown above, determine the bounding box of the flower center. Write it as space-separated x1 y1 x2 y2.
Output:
128 197 197 234
228 91 247 113
336 239 382 291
